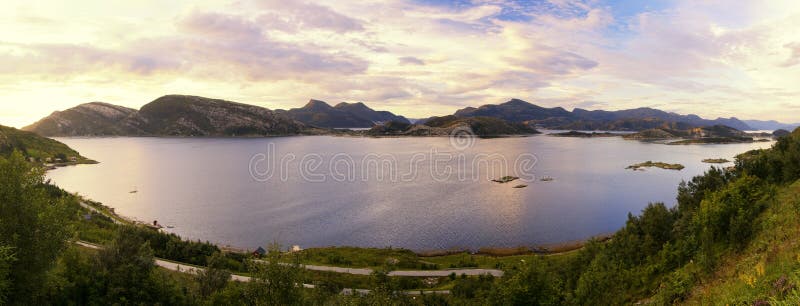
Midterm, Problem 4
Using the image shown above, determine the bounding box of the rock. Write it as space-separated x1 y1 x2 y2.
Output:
492 176 520 183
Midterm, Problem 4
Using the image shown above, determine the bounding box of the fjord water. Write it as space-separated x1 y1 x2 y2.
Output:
48 136 773 251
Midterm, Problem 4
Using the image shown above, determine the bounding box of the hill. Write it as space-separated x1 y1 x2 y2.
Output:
0 125 92 163
367 115 539 136
278 100 376 128
333 102 410 124
138 95 304 136
24 95 307 137
622 125 758 145
454 98 573 122
24 102 147 136
452 98 752 131
279 99 408 128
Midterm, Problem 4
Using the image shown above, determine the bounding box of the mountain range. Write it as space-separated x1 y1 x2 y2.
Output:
25 95 411 136
742 120 800 131
452 98 755 131
22 95 795 137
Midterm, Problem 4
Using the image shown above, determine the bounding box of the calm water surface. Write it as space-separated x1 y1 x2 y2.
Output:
48 135 773 251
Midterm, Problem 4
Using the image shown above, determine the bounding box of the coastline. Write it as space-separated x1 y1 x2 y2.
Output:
79 196 610 259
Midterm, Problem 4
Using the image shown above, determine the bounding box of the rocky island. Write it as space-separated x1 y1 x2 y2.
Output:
623 125 764 145
626 161 685 171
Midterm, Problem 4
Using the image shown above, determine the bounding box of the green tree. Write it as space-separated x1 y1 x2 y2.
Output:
95 226 159 303
244 244 305 305
196 252 231 298
0 245 15 304
490 257 563 306
0 151 70 302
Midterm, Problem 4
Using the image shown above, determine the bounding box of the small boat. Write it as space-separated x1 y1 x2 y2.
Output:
129 186 138 193
166 225 175 229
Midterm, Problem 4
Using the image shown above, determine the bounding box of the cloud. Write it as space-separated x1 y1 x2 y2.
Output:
398 56 425 65
0 11 369 82
255 0 364 33
2 0 800 125
782 42 800 67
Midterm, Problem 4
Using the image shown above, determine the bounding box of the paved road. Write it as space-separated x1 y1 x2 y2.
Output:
79 202 124 225
74 241 450 295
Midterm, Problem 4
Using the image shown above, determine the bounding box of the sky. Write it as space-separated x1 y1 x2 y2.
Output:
1 0 799 128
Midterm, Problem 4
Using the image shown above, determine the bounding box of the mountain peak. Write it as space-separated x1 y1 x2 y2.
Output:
504 98 531 106
304 99 334 110
334 102 370 110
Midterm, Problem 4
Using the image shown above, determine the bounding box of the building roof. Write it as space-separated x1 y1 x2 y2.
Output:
254 246 266 255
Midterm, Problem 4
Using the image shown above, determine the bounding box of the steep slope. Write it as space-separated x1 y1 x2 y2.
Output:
282 100 376 128
138 95 304 136
333 102 410 124
0 125 91 162
23 102 147 136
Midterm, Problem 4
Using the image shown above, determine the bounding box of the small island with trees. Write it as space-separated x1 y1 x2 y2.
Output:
627 161 685 171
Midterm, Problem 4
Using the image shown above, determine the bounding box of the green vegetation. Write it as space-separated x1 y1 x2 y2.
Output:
0 125 93 164
0 151 71 303
627 161 685 170
289 246 438 270
702 158 731 163
367 115 539 136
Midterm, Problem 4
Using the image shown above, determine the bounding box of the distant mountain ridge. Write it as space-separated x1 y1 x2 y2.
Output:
452 99 753 131
278 99 409 128
742 120 799 131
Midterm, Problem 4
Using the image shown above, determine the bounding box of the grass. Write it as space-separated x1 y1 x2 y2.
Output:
287 246 437 270
681 180 800 304
286 244 591 271
627 161 685 171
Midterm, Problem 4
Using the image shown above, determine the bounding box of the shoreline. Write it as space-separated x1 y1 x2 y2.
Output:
81 196 610 258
